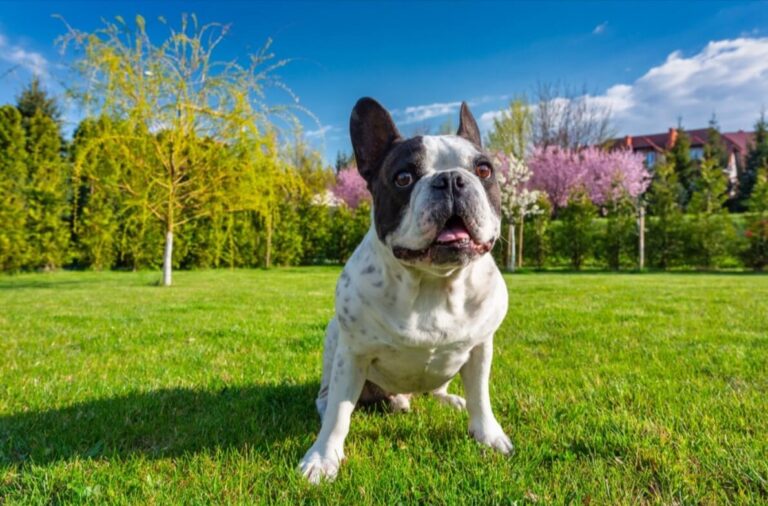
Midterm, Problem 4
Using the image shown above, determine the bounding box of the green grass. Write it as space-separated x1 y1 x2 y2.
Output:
1 268 767 504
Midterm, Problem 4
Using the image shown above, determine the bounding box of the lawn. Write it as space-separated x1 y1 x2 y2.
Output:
1 268 766 504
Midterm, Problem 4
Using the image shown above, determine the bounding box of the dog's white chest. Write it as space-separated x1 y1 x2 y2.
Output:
335 236 508 394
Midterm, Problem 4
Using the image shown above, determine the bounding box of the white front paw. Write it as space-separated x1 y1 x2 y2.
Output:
299 448 343 484
469 421 514 455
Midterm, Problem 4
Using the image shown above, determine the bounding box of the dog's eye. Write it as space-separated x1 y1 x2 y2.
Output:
475 163 492 180
394 171 414 188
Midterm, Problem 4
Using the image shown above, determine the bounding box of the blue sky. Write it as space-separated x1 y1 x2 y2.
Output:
1 1 767 163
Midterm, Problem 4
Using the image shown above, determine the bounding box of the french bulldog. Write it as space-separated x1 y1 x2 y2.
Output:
299 98 511 483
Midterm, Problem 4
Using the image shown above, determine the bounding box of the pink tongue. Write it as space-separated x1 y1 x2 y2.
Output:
437 224 470 243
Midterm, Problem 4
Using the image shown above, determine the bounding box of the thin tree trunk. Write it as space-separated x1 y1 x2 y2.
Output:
517 216 524 268
264 210 273 269
638 204 645 270
162 229 173 286
506 222 516 272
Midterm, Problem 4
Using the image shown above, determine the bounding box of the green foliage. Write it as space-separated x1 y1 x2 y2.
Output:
742 168 768 270
486 96 532 159
602 194 637 270
60 14 298 281
523 194 552 269
71 117 122 269
739 113 768 210
0 106 28 271
24 110 70 270
328 202 371 263
647 161 685 269
667 127 695 207
16 76 61 127
703 116 729 169
557 190 595 270
686 154 736 268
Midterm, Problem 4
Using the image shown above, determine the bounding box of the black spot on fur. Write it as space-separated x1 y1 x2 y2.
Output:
362 265 376 275
372 280 383 288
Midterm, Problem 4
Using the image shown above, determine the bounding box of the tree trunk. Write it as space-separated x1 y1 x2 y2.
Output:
517 216 524 268
264 210 273 269
506 222 516 272
162 230 173 286
638 205 645 270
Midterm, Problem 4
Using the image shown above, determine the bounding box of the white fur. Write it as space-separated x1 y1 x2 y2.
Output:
299 134 511 484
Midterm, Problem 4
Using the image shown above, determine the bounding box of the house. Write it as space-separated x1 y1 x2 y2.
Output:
613 127 754 188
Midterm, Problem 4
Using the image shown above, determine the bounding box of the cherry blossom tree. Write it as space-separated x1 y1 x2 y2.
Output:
331 165 370 209
495 152 541 270
528 146 648 209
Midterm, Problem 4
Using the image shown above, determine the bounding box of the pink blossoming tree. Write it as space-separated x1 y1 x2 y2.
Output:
528 146 649 209
331 165 370 209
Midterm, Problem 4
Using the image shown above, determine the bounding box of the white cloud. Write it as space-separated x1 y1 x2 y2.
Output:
0 32 49 77
593 37 768 133
394 100 463 124
394 95 509 126
305 124 334 139
479 109 504 130
479 37 768 137
592 22 608 35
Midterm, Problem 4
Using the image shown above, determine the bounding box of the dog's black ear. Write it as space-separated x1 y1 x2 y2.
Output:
457 101 482 149
350 97 401 184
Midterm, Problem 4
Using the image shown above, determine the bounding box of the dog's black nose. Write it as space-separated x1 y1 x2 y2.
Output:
431 172 466 194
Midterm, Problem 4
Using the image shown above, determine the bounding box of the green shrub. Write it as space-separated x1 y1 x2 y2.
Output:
556 190 596 270
602 195 638 270
523 194 552 269
742 168 768 270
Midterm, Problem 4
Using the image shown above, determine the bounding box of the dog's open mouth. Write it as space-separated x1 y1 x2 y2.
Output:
435 215 472 245
392 216 494 262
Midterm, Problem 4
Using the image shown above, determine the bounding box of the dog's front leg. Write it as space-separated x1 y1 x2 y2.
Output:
300 342 366 483
460 338 513 454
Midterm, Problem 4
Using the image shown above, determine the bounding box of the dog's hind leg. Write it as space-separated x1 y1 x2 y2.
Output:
358 381 412 413
431 380 466 411
315 318 339 419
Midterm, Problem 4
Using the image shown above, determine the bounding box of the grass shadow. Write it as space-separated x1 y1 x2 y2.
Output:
0 382 320 465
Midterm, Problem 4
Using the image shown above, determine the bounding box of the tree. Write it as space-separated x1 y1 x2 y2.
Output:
527 146 648 211
0 106 28 271
557 189 595 270
334 150 354 173
527 146 585 209
60 14 297 284
703 115 729 169
531 81 614 149
739 113 768 210
646 160 684 269
686 152 734 268
523 194 552 269
742 167 768 270
16 76 62 127
24 110 70 270
331 165 370 209
603 193 637 270
667 126 695 208
487 96 532 160
71 116 143 269
494 152 540 270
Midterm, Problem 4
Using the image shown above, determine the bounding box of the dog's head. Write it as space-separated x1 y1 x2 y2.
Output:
350 97 501 270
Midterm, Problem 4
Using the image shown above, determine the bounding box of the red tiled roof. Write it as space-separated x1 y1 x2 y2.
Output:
616 128 754 153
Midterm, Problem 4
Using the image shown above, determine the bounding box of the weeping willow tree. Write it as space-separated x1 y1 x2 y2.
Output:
59 14 300 285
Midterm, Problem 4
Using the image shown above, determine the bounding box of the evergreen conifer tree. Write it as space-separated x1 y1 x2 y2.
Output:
0 105 28 270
